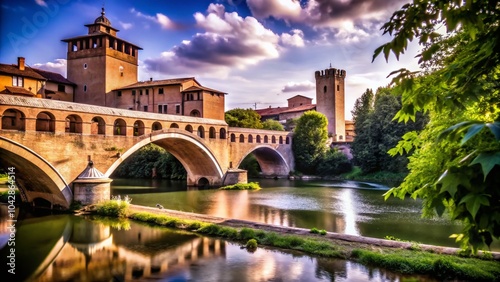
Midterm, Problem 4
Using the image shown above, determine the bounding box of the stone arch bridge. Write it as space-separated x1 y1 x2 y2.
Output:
0 94 294 209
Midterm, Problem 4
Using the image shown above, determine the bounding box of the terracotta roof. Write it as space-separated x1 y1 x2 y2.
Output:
256 104 316 117
115 77 199 90
287 95 313 101
32 68 76 85
182 85 226 94
0 86 35 96
0 63 46 80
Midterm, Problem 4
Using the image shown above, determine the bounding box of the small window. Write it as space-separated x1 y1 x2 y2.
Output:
84 85 87 92
337 85 340 91
163 105 167 114
12 76 24 87
132 90 136 96
158 88 164 94
83 63 88 69
323 85 327 93
175 105 180 114
197 92 201 100
158 105 162 113
57 84 65 92
143 105 148 112
117 90 122 97
145 89 149 95
139 90 143 95
106 27 110 33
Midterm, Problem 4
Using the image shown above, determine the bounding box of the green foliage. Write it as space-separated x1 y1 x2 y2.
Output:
238 154 261 177
95 195 132 218
310 227 320 234
351 87 426 174
219 182 261 190
292 111 329 174
225 108 263 129
376 0 500 253
262 119 285 131
246 238 258 250
316 148 352 176
113 144 186 179
319 230 327 236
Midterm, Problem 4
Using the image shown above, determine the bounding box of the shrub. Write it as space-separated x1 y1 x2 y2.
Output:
319 229 327 235
310 228 320 234
316 148 353 176
95 195 132 218
219 182 261 190
246 238 258 249
239 228 256 240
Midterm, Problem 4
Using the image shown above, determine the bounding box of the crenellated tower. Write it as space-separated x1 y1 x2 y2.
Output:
62 8 142 106
315 67 346 141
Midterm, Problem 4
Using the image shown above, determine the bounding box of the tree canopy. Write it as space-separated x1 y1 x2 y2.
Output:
262 119 285 131
292 111 329 174
225 108 263 129
376 0 500 253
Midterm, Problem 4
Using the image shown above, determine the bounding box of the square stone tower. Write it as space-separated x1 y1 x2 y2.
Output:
62 8 142 106
315 67 346 141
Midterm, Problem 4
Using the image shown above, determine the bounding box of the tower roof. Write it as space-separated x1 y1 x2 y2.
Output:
94 7 111 26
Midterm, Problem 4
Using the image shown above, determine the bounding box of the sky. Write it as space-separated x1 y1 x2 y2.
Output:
0 0 421 119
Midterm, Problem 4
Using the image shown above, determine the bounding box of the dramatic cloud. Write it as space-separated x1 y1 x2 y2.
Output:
34 0 47 7
33 59 67 77
144 4 304 77
281 80 315 92
130 8 177 30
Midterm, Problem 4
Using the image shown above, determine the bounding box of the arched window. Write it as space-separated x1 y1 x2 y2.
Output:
133 120 145 136
230 133 236 142
264 136 269 143
286 137 290 144
36 111 55 132
279 136 283 144
152 122 162 131
323 85 327 93
197 126 205 138
239 134 244 143
256 135 261 143
170 123 179 129
65 114 82 133
220 128 226 139
190 110 201 117
91 116 105 135
185 124 193 133
248 134 253 143
1 109 25 131
209 127 216 139
114 119 126 136
271 136 276 144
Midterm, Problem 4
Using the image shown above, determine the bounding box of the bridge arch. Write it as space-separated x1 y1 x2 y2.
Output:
0 136 73 208
236 145 290 176
36 111 56 132
105 129 224 186
1 108 25 131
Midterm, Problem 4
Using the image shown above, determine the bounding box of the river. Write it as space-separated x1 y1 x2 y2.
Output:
112 178 500 251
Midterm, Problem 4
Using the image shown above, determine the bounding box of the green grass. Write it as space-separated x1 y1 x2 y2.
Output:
95 195 132 218
92 208 500 281
219 182 261 190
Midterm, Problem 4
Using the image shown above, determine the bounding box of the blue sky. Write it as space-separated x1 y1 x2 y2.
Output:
0 0 420 119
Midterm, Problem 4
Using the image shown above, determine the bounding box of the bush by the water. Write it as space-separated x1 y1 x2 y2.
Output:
246 238 258 249
219 182 261 190
96 195 132 217
316 148 353 176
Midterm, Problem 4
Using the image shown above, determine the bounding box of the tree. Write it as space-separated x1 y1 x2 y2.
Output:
316 148 352 176
376 0 500 252
262 119 285 131
225 108 263 129
292 111 328 174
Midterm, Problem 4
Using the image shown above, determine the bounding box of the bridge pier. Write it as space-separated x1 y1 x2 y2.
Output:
72 160 112 205
222 169 248 186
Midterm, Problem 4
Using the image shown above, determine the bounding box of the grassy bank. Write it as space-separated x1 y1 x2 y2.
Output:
340 166 406 186
219 182 261 190
90 199 500 281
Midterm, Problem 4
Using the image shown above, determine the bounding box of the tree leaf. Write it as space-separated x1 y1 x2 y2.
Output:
470 152 500 180
459 194 490 219
460 124 484 145
485 122 500 140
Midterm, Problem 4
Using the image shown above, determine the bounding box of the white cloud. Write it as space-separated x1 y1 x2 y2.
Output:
130 8 177 30
281 80 315 92
34 0 47 7
119 21 133 30
33 59 67 77
144 4 304 77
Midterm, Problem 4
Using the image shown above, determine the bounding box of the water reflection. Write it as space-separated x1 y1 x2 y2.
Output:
340 188 359 236
0 211 437 281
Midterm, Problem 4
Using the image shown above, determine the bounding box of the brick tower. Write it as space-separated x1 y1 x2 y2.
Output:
62 8 142 106
315 67 346 142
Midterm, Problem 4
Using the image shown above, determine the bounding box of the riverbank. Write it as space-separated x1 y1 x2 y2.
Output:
81 202 500 281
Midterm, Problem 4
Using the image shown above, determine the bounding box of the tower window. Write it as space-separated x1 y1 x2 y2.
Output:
158 105 163 113
323 86 327 93
143 105 148 112
139 90 143 95
175 104 180 114
337 85 340 91
145 89 149 95
158 88 164 94
84 85 87 92
83 63 88 69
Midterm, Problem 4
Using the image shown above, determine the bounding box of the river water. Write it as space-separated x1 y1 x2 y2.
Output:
112 178 500 250
0 210 435 281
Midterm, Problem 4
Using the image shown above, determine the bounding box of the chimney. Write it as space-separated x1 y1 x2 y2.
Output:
18 57 25 71
150 77 153 81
